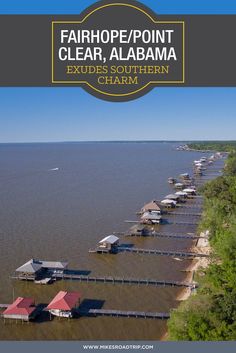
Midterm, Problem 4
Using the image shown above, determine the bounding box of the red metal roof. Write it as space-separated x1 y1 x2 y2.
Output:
3 297 35 316
46 291 81 311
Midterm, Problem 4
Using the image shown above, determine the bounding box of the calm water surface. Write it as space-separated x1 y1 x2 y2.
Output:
0 142 210 340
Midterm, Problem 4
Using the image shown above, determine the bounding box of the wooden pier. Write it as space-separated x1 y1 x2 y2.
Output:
50 273 196 288
168 221 199 225
126 231 206 240
168 211 201 216
80 308 170 319
118 247 208 258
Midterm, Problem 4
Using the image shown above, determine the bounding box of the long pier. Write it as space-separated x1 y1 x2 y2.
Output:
125 220 199 226
168 221 199 226
80 309 170 319
118 247 208 258
168 212 201 216
126 231 206 240
50 273 196 288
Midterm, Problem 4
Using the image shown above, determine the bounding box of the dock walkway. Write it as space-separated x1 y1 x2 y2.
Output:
118 247 208 258
126 231 206 240
168 212 201 216
80 309 170 319
168 221 199 225
51 273 196 288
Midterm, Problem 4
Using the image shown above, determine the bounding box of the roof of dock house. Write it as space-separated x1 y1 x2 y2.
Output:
141 201 161 213
183 188 196 193
141 212 162 220
3 297 36 316
16 259 42 273
99 235 119 244
46 291 81 311
175 191 188 196
40 261 68 269
165 194 179 200
16 259 68 273
161 199 177 204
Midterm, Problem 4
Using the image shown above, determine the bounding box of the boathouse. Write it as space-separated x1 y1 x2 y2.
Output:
141 200 161 214
98 235 119 253
160 199 177 208
46 291 81 318
141 211 162 224
15 259 68 280
175 191 188 199
165 194 180 202
2 297 37 321
15 259 43 280
183 188 196 196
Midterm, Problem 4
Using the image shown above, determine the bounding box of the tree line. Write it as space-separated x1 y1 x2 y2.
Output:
167 147 236 340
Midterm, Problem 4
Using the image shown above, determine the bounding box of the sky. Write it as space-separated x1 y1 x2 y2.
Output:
0 0 236 142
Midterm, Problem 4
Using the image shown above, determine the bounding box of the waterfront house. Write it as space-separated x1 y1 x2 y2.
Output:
141 200 162 214
141 211 162 224
15 259 43 280
2 297 37 322
98 235 119 253
15 259 68 280
46 291 81 318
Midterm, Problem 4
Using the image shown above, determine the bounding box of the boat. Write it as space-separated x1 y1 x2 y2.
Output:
49 309 73 318
174 182 184 189
161 199 177 208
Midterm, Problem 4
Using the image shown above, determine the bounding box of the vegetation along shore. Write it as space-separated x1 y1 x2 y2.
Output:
168 142 236 340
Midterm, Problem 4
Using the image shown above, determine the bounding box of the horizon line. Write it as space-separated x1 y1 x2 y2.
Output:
0 139 236 144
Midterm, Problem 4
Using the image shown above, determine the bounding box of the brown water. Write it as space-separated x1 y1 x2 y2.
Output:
0 142 218 340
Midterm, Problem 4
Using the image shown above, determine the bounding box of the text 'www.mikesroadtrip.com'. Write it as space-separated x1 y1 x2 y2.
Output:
83 344 154 350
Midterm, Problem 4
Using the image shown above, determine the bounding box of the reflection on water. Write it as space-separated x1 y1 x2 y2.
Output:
0 142 214 340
